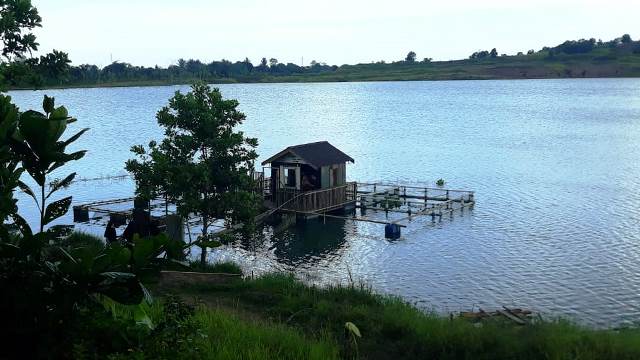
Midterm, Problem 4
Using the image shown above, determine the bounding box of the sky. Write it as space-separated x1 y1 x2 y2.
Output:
32 0 639 67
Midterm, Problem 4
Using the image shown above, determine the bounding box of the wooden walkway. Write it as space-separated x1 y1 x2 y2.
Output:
356 182 474 223
73 180 475 240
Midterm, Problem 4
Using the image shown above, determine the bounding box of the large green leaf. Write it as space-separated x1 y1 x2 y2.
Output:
62 128 89 147
43 196 72 225
49 105 69 120
18 110 49 155
91 254 113 274
134 306 155 330
104 243 131 267
97 272 144 305
43 95 55 113
345 322 362 337
68 150 87 160
132 235 156 268
10 213 32 237
47 117 67 143
17 180 38 204
19 232 48 259
46 172 76 199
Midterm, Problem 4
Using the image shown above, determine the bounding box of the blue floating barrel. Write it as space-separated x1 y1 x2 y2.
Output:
385 223 401 239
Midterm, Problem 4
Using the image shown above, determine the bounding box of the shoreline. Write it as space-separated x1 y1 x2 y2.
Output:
7 73 640 91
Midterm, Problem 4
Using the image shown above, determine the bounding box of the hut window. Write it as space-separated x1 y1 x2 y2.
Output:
285 168 296 187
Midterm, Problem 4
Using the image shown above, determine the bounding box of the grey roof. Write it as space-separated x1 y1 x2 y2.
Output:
262 141 354 168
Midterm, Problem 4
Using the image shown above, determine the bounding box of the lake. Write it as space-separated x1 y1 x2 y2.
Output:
8 78 640 328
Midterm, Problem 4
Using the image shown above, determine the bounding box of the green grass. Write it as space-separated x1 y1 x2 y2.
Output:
188 260 243 275
60 234 640 358
192 308 338 360
101 295 339 360
61 231 105 252
176 273 640 360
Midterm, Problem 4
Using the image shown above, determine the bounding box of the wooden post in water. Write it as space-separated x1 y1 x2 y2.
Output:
424 188 427 205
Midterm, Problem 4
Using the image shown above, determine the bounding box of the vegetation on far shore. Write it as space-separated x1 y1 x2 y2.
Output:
4 34 640 91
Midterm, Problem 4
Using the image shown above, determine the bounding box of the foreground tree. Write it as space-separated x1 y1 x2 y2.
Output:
0 94 20 235
11 95 88 233
1 94 185 357
0 0 42 60
127 83 259 265
0 1 71 89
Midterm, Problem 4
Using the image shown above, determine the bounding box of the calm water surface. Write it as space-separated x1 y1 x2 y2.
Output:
9 79 640 327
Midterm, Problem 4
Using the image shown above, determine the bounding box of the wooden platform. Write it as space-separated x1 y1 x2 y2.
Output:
73 180 475 240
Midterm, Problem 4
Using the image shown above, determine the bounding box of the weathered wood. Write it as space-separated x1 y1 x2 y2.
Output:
273 182 357 214
281 209 408 227
497 309 527 325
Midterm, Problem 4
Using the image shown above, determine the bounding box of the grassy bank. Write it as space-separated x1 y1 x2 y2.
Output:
164 273 640 360
48 233 640 358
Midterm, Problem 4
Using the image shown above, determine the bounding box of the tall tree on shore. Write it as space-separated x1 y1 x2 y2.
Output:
405 51 416 62
126 83 259 265
37 50 71 84
621 34 632 43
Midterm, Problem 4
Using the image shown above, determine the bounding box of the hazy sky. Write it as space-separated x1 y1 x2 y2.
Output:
32 0 638 67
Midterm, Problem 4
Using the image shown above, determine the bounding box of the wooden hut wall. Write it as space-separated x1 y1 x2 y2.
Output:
320 163 347 188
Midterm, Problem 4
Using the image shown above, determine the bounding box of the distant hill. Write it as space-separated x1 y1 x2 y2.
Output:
297 38 640 82
5 35 640 89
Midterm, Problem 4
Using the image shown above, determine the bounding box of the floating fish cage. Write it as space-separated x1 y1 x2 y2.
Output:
72 142 475 241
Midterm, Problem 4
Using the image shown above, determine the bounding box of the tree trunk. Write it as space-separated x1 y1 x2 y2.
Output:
200 217 208 266
40 182 45 233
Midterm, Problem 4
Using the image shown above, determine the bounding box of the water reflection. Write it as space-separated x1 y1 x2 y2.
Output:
269 216 349 266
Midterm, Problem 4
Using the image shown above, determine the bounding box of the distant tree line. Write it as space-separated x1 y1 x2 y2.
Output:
1 33 638 89
470 48 498 59
549 35 634 56
1 55 339 88
470 34 637 60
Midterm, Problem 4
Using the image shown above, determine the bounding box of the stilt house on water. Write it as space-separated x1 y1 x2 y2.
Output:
261 141 357 214
73 141 475 241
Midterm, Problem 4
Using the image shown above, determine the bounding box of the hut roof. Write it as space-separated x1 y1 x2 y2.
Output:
262 141 354 168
